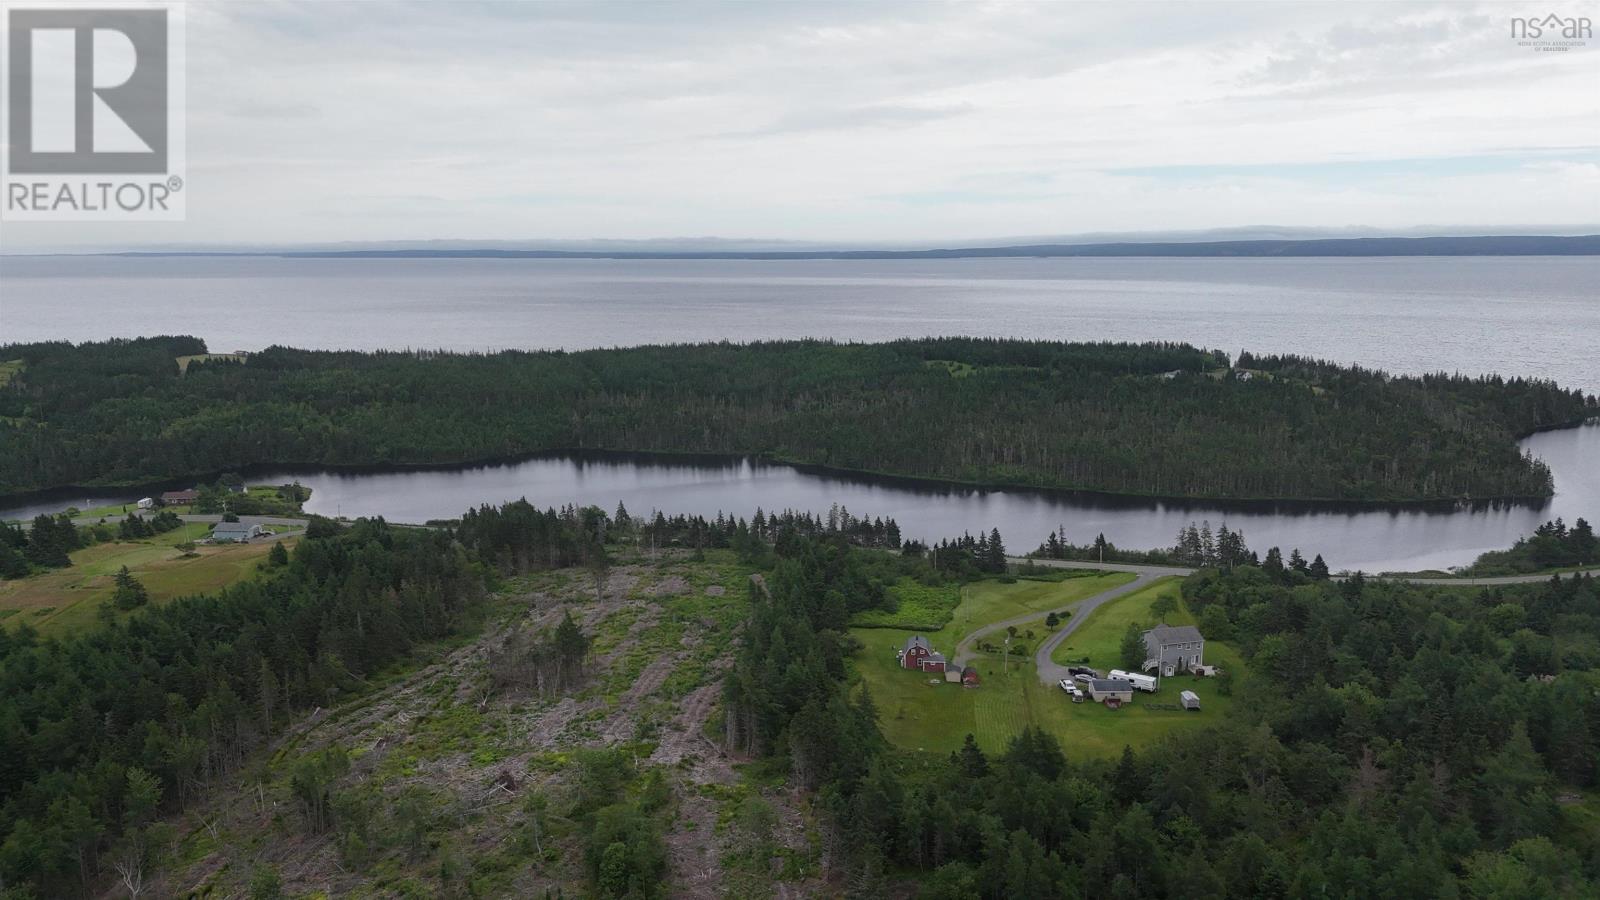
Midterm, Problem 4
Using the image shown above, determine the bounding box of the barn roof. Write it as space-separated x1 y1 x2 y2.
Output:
902 635 931 654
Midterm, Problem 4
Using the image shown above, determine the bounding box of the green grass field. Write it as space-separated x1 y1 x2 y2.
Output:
0 359 20 388
941 572 1134 644
176 352 247 373
852 576 1245 758
0 525 295 635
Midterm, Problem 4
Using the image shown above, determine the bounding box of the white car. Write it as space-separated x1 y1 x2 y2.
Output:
1058 680 1084 699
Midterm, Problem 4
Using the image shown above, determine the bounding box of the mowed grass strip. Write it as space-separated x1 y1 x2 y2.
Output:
0 524 295 635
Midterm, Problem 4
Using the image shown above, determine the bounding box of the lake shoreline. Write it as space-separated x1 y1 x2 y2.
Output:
1 437 1578 523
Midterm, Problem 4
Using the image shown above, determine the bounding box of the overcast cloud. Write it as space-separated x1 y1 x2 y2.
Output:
2 0 1597 248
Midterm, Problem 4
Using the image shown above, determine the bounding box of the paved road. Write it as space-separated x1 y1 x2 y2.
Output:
177 514 308 529
1010 556 1600 586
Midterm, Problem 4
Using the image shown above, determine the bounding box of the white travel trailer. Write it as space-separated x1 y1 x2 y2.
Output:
1109 669 1158 693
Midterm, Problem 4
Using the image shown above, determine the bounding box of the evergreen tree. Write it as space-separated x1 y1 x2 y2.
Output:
1120 622 1147 669
111 566 149 610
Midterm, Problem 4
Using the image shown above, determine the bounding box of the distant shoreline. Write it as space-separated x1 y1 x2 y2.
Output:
22 234 1600 260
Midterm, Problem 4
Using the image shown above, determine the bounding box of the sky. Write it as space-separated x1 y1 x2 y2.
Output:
1 0 1598 249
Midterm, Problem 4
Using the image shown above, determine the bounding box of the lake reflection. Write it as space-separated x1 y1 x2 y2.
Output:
5 424 1593 573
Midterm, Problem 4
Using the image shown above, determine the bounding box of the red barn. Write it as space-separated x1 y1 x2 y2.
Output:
919 652 948 674
900 635 932 670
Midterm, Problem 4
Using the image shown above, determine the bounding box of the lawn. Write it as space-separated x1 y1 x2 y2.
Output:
852 576 1246 758
848 572 1135 754
0 525 295 635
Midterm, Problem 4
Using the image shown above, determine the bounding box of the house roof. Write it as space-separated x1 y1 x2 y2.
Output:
212 523 256 536
161 489 198 500
902 635 931 654
1144 623 1204 646
962 665 978 676
1090 679 1132 692
925 652 946 664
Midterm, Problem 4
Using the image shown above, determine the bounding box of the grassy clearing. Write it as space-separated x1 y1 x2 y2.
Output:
176 352 246 373
854 576 1244 758
0 525 293 635
849 573 1133 754
0 359 20 388
945 572 1134 644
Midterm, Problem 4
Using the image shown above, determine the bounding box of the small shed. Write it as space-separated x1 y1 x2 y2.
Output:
961 665 980 687
944 666 962 683
1087 678 1133 705
1180 690 1201 711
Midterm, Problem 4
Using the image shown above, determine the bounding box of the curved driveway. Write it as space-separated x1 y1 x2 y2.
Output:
976 556 1600 685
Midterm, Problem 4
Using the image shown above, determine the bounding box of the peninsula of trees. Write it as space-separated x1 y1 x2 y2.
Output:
1 336 1593 503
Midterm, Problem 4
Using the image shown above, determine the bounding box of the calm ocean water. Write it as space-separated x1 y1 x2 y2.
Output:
2 254 1596 569
2 255 1596 392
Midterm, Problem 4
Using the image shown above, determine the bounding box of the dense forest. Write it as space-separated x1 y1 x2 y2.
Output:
726 537 1600 897
5 494 1599 896
2 336 1592 502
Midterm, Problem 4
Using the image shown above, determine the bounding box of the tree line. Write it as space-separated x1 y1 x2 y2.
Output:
0 517 488 896
1467 517 1599 576
720 531 1600 896
0 510 185 581
3 336 1592 502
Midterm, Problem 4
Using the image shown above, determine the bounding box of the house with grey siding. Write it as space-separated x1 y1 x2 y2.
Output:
1143 623 1204 676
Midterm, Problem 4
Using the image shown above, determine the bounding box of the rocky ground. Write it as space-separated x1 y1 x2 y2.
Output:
140 551 824 899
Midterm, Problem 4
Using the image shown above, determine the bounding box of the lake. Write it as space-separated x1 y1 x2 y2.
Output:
2 255 1597 393
2 254 1596 570
4 422 1595 573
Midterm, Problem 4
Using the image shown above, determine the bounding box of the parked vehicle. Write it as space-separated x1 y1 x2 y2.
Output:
1058 680 1086 702
1109 669 1159 693
1180 690 1201 711
1072 673 1094 685
1066 665 1098 678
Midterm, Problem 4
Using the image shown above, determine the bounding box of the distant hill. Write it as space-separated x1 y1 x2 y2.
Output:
105 234 1600 259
